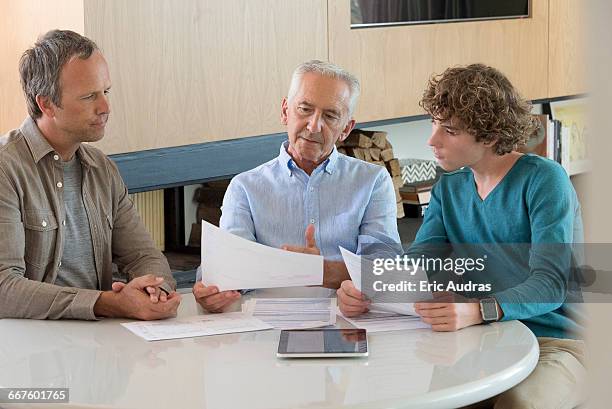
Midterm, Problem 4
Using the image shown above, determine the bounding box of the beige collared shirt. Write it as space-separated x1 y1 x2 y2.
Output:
0 117 175 320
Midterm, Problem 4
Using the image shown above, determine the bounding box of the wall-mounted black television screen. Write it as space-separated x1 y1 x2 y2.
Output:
351 0 530 28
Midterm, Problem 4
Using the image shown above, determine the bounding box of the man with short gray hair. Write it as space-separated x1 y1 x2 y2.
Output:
194 60 401 312
0 29 180 320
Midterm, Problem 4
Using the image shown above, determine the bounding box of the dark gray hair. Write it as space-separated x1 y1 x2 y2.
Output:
19 30 99 119
287 60 361 117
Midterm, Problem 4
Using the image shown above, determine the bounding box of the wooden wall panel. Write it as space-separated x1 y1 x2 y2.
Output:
328 0 549 122
549 0 586 97
84 0 328 154
0 0 84 134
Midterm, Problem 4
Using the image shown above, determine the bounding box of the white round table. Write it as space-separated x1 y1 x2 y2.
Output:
0 292 539 409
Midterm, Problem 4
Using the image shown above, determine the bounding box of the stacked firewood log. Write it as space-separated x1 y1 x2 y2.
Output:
337 129 405 218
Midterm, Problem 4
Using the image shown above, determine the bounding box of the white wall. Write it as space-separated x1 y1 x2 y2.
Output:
362 119 435 161
361 103 543 161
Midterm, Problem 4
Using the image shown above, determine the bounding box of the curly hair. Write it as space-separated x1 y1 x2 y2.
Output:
419 64 539 155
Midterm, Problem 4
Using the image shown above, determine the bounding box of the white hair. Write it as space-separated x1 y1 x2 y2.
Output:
287 60 361 117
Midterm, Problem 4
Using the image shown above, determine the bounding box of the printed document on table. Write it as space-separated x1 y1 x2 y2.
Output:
339 309 430 333
243 298 336 329
121 312 273 341
339 246 431 316
201 220 324 291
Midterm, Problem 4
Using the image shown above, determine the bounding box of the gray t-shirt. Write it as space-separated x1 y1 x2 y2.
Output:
54 156 98 289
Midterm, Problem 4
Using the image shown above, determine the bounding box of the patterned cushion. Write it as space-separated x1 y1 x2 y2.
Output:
399 159 437 184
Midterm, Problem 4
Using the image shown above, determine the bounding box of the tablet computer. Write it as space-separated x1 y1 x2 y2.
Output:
277 329 368 358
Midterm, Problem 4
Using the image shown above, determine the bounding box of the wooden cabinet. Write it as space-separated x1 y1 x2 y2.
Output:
0 0 328 154
84 0 327 154
0 1 585 154
328 0 549 122
549 0 585 98
0 0 84 135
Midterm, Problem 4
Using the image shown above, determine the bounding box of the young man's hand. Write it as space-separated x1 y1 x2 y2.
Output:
414 292 483 331
336 280 370 317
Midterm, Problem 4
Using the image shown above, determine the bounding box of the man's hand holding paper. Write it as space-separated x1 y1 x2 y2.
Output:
337 247 432 317
198 221 324 312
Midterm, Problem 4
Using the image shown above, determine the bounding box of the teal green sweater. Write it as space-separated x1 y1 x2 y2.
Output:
414 154 584 339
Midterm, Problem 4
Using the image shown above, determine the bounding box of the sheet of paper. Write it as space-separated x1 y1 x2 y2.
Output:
243 298 336 329
339 246 431 316
201 220 323 291
340 246 364 289
121 312 273 341
340 309 430 333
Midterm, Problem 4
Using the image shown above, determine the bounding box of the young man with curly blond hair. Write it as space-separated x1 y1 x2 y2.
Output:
338 64 585 408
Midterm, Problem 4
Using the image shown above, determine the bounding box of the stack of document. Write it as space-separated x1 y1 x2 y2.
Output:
243 298 336 329
339 309 429 333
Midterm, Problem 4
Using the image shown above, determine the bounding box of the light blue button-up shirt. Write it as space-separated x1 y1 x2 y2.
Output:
219 141 401 260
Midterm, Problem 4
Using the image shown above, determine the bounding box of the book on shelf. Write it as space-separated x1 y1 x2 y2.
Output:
550 99 590 176
399 189 431 205
551 119 573 175
400 179 436 193
400 181 434 218
553 119 562 163
561 126 570 175
520 113 585 176
547 118 555 161
519 114 553 158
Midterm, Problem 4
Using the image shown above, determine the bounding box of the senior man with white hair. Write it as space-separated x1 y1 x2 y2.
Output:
193 60 401 312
